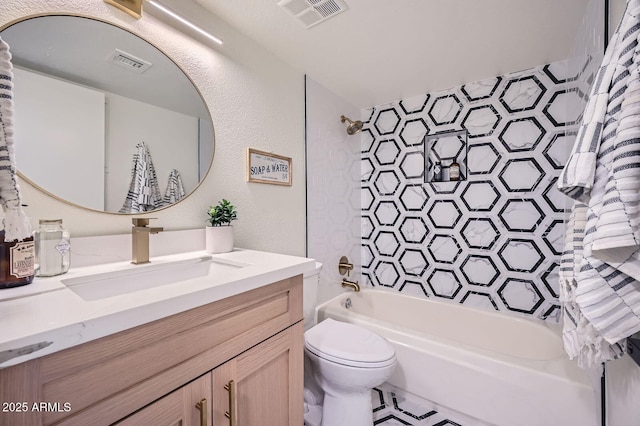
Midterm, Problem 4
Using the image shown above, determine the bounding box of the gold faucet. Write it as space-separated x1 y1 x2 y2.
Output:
341 278 360 292
131 218 163 264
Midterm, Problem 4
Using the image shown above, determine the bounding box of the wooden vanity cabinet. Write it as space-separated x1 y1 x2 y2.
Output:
114 323 303 426
212 322 303 425
114 373 212 426
0 275 304 426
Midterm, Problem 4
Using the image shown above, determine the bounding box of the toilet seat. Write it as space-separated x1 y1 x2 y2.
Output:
304 318 396 368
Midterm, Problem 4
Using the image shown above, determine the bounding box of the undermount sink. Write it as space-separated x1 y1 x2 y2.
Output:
61 256 249 301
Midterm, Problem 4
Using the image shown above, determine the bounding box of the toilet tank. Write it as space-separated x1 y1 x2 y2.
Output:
303 262 323 330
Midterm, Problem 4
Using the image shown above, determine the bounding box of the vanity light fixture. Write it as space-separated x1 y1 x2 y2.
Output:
146 0 224 45
104 0 142 19
104 0 143 19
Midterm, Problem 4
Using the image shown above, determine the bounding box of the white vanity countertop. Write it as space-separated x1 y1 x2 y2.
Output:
0 247 315 368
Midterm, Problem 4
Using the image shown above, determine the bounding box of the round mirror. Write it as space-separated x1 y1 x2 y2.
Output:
0 15 214 213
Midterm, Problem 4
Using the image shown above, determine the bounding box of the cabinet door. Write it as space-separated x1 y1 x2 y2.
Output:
114 373 212 426
212 322 303 426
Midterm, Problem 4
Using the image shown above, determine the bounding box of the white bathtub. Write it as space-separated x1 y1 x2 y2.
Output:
315 289 598 426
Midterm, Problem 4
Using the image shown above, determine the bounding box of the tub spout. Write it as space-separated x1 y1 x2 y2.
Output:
341 278 360 292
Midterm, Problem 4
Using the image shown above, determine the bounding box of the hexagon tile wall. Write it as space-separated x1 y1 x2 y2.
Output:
361 57 596 322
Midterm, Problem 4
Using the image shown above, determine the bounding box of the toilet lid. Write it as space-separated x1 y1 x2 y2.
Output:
304 318 396 367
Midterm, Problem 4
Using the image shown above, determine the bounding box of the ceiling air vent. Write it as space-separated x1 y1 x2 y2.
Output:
277 0 349 29
107 49 152 74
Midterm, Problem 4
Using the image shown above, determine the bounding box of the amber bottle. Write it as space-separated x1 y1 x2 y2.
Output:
0 230 35 289
449 162 460 181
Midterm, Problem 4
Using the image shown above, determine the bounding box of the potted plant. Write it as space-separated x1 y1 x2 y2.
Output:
205 199 238 253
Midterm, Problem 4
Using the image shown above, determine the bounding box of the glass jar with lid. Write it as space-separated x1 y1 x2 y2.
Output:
34 219 70 277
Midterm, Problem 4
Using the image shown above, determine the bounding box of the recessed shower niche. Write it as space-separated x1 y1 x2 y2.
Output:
424 130 468 189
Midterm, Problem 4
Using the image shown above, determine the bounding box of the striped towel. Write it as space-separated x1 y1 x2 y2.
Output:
0 37 31 241
557 1 630 200
558 0 640 366
162 169 185 206
119 142 162 213
559 204 626 367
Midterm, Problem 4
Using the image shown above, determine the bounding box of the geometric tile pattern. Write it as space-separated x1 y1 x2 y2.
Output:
461 105 501 138
361 57 596 321
373 383 473 426
498 159 545 192
498 117 546 152
499 75 546 113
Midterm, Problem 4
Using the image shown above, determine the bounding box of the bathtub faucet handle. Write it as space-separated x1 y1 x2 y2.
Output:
341 278 360 292
338 256 354 277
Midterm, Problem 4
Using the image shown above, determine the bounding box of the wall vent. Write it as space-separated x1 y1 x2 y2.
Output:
277 0 348 29
107 49 152 74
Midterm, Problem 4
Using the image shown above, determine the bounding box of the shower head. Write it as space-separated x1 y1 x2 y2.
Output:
341 115 363 135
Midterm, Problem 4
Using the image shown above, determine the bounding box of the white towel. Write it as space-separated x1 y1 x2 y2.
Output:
558 0 640 366
119 142 162 213
0 37 30 241
162 169 185 206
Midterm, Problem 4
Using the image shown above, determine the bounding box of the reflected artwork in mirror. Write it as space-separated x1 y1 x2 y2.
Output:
0 14 214 213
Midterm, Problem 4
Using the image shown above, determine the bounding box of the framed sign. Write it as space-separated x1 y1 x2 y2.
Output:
246 148 292 186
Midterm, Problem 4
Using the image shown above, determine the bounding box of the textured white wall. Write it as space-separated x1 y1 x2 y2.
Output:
0 0 306 256
305 76 361 307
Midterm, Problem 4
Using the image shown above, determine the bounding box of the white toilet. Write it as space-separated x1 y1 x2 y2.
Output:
302 268 397 426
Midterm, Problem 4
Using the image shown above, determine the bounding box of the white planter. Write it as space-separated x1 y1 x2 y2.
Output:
205 225 234 254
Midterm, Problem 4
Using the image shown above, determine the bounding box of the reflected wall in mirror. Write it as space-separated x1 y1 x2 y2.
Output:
0 15 214 213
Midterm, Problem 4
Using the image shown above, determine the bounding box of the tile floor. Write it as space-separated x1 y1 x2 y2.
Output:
306 382 491 426
372 383 484 426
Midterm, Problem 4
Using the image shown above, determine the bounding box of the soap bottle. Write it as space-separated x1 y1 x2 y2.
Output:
449 161 461 181
34 219 70 277
441 159 451 181
432 162 442 182
0 230 35 289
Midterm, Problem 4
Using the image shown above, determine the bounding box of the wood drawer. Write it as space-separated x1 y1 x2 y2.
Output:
0 275 302 426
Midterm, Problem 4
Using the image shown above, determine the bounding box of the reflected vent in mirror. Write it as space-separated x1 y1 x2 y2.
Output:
107 49 152 74
277 0 348 29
